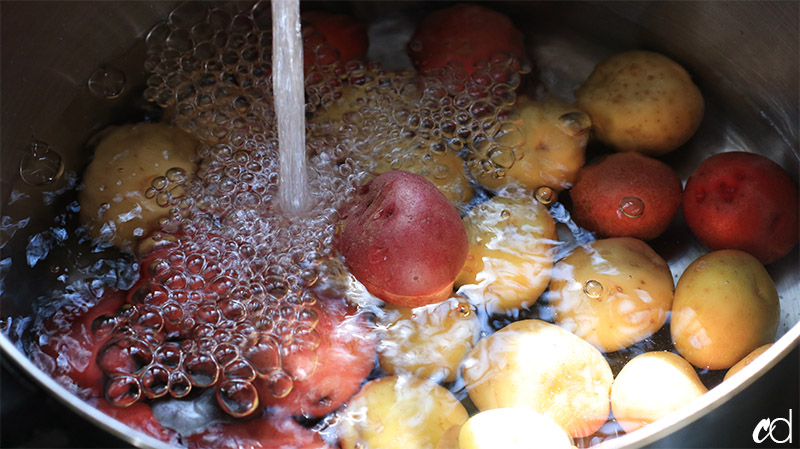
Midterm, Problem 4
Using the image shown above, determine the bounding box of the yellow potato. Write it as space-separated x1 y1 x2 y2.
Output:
378 298 481 383
724 344 773 381
610 351 707 433
549 237 674 352
455 195 558 314
79 123 199 248
338 375 469 449
575 50 704 155
671 250 779 370
471 96 590 192
435 425 462 449
461 319 613 438
458 408 573 449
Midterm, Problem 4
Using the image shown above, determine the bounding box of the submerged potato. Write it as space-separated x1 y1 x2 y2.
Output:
610 351 707 433
576 50 704 155
378 298 481 383
671 250 780 370
458 408 573 449
455 195 558 314
549 237 674 352
472 96 590 192
724 344 772 381
461 319 613 438
337 375 469 449
79 123 199 248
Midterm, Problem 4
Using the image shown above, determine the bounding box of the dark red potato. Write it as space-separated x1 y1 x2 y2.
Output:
257 296 376 418
302 11 368 65
570 152 683 240
683 151 800 264
39 289 127 396
407 4 525 76
337 170 469 308
186 412 332 449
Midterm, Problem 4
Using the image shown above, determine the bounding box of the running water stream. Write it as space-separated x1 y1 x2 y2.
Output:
272 0 311 214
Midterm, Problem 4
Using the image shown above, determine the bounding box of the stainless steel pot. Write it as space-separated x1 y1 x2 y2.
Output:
1 1 798 448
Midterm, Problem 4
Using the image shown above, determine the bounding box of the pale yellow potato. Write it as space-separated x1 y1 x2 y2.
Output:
435 425 462 449
549 237 674 352
461 319 613 438
338 375 469 449
458 408 573 449
455 195 558 314
575 50 704 155
79 123 199 248
671 250 779 370
378 298 481 383
472 96 590 192
610 351 707 433
724 344 773 381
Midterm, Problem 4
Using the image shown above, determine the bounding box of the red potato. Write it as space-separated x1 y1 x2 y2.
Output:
39 289 127 396
570 152 682 240
683 151 800 264
302 11 368 65
95 399 178 444
257 296 377 418
407 4 525 76
337 171 469 308
186 413 332 449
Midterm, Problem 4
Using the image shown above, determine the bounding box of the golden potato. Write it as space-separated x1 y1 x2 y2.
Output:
549 237 674 352
610 351 707 433
724 344 773 381
671 250 780 370
338 375 469 449
461 319 613 438
378 298 481 383
575 50 704 155
79 123 199 248
455 195 558 314
435 425 462 449
471 96 590 192
458 408 573 449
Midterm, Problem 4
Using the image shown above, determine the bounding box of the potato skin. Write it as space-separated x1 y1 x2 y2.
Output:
79 123 199 248
570 153 682 240
576 50 704 155
549 237 674 352
682 151 800 264
723 344 772 381
461 319 613 438
610 351 707 433
337 375 469 449
337 171 469 308
455 195 558 314
671 250 780 370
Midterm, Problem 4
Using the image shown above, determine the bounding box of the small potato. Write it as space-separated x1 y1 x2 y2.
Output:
724 344 772 381
610 351 707 433
461 319 613 438
455 195 558 314
79 123 199 248
458 408 573 449
472 96 590 192
671 250 780 370
575 50 704 155
549 237 674 352
378 298 481 383
569 152 682 240
337 375 469 449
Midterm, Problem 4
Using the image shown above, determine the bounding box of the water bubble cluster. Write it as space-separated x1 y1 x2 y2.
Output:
95 0 528 416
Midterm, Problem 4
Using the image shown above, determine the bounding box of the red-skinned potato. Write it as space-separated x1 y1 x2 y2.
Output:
570 152 682 240
337 170 469 308
408 4 525 76
302 11 368 64
186 412 332 449
39 289 127 396
682 151 800 264
95 399 179 444
258 296 377 418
